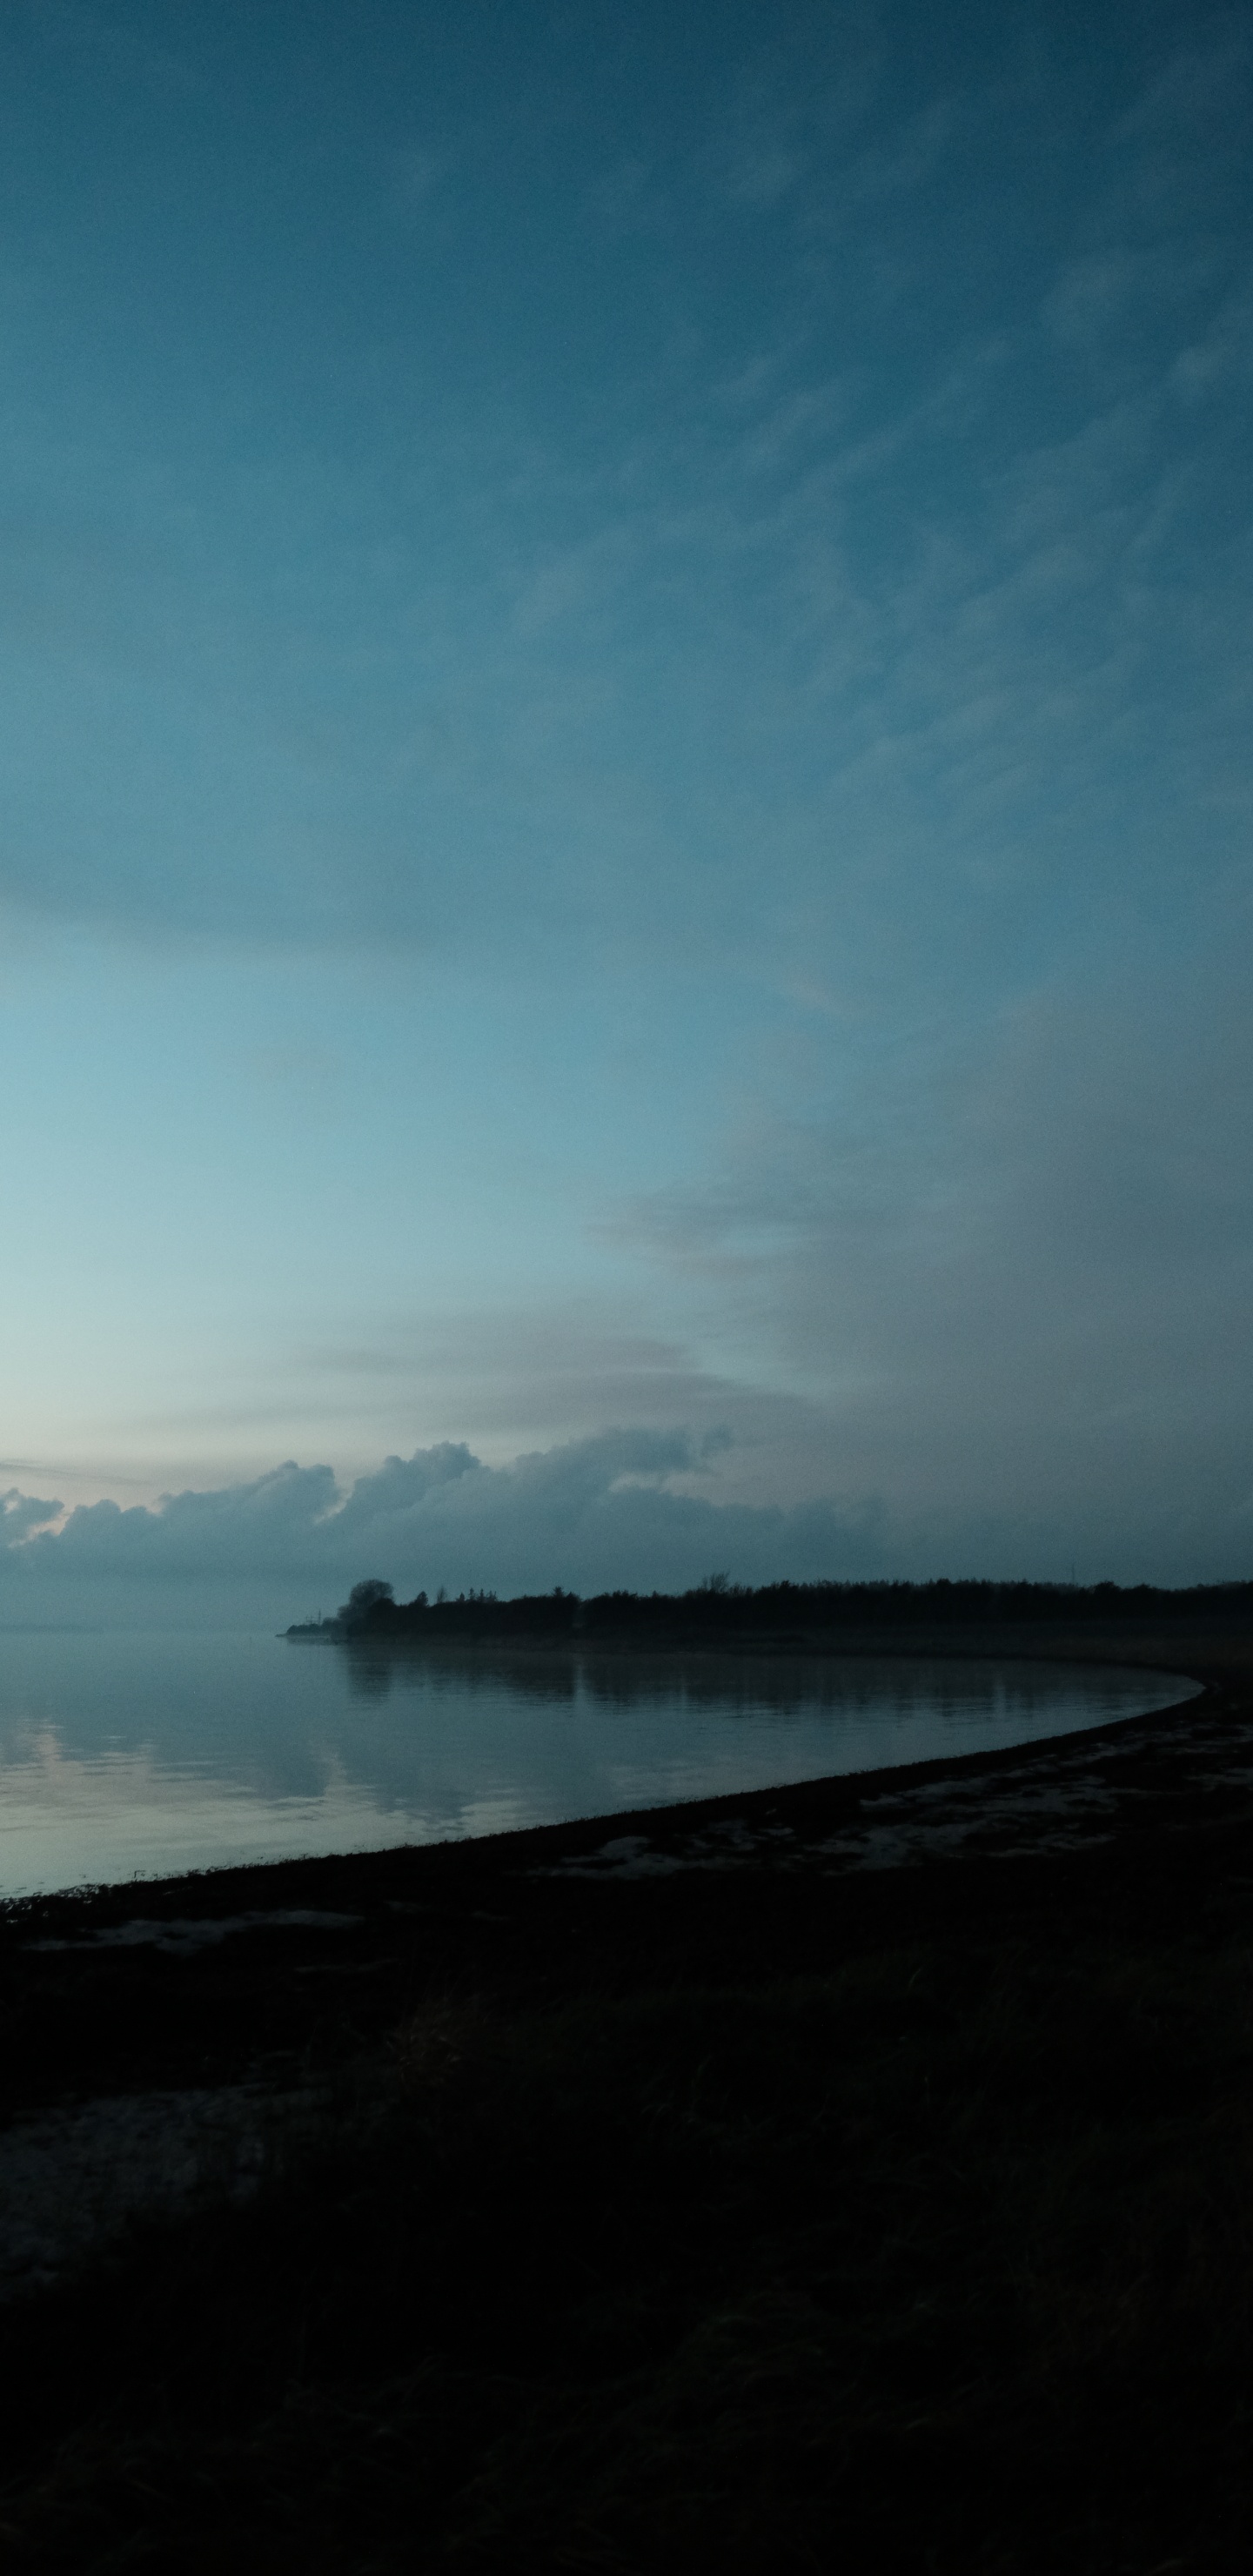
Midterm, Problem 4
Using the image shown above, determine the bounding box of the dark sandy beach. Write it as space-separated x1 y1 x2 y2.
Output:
2 1619 1251 2569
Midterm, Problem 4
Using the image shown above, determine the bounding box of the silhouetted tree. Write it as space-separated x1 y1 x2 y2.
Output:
336 1578 394 1632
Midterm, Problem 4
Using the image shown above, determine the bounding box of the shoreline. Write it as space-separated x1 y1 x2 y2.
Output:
0 1617 1232 1936
3 1618 1253 2563
1 1617 1234 1937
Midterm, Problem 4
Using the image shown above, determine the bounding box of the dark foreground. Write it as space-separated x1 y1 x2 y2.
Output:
2 1621 1253 2572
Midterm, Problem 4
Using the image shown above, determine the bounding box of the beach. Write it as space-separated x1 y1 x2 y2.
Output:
2 1618 1251 2569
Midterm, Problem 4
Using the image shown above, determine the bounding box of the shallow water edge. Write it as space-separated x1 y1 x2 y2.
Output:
0 1621 1206 1899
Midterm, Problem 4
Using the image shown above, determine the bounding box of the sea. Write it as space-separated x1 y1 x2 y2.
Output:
0 1626 1201 1898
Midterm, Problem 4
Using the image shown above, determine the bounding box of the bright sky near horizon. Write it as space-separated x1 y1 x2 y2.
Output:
2 0 1251 1618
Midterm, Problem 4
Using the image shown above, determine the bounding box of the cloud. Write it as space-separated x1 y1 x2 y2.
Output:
2 1488 62 1545
0 1431 890 1627
3 9 1243 979
609 950 1253 1581
289 1312 756 1448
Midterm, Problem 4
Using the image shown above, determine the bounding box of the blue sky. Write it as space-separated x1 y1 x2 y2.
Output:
2 0 1251 1615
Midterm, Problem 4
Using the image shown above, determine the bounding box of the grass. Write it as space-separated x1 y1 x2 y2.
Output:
3 1846 1253 2573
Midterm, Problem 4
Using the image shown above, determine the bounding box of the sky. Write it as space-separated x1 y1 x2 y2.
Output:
2 0 1251 1622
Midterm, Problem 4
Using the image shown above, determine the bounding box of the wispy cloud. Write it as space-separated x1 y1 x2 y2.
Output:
2 5 1250 1587
609 954 1253 1576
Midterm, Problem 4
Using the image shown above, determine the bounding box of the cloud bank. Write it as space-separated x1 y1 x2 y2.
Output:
6 1379 1252 1635
0 1432 889 1630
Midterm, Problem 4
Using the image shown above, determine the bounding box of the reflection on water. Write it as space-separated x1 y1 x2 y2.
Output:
0 1627 1200 1898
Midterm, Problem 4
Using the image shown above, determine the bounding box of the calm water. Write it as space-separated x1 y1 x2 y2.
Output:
0 1628 1201 1897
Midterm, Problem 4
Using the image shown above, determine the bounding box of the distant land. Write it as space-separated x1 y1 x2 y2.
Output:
289 1575 1253 1643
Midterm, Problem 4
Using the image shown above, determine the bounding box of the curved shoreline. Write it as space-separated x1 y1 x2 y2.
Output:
1 1617 1241 1935
3 1619 1253 2570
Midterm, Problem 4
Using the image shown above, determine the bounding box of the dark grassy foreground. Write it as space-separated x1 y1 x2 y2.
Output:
3 1668 1253 2567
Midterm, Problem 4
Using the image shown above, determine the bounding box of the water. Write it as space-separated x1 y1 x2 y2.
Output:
0 1628 1201 1898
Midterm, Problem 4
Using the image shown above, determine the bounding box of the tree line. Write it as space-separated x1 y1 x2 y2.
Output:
287 1573 1253 1642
